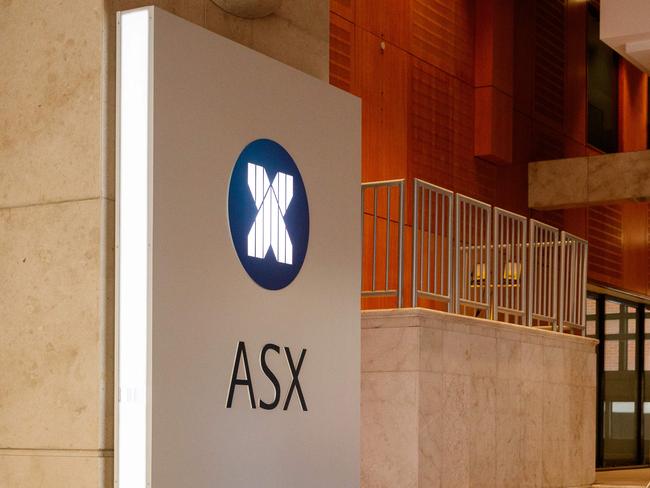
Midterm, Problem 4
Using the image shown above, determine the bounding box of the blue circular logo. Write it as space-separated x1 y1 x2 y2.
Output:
228 139 309 290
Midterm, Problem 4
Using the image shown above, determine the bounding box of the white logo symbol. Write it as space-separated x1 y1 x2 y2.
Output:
247 163 293 264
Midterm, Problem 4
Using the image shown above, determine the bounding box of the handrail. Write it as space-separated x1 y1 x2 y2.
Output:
360 178 588 335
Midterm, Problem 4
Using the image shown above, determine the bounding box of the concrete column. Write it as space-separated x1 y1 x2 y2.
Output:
0 1 327 486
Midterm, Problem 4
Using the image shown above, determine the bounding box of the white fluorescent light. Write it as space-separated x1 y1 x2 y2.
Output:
116 8 151 488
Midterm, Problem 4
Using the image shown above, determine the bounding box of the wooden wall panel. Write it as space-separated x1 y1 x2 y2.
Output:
330 13 356 94
355 0 409 47
619 58 648 152
534 0 566 132
565 0 587 146
410 0 474 85
621 203 648 295
408 58 454 188
331 0 355 22
357 28 408 182
588 205 623 285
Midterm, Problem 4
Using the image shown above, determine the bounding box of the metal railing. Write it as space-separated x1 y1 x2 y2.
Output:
455 194 492 317
559 231 588 334
528 220 560 330
360 179 405 307
412 179 453 311
360 178 589 335
493 208 527 325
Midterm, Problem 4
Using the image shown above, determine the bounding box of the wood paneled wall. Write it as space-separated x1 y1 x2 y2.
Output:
333 0 650 303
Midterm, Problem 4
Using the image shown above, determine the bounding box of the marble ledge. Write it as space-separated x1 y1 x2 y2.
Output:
0 449 114 458
361 308 598 353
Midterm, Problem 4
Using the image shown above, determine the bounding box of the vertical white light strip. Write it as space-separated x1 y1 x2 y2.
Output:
117 8 150 488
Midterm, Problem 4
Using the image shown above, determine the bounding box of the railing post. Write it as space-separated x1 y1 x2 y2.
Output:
412 179 418 308
398 180 404 308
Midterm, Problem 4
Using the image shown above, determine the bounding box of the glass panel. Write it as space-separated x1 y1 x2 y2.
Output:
587 297 597 315
605 319 620 335
646 340 650 372
587 319 596 337
628 318 636 334
605 340 619 372
627 340 636 371
606 300 622 314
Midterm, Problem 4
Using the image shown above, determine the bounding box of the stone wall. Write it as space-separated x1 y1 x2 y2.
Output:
0 1 327 486
361 308 598 488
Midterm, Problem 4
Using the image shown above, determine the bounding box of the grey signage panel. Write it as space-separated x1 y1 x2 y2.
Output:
118 6 360 488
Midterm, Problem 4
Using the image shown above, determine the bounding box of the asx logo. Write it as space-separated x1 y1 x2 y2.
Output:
228 139 309 290
246 163 294 265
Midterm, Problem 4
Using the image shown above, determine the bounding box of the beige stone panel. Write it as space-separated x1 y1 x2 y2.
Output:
0 453 112 488
441 373 470 488
250 14 328 81
419 327 442 372
521 341 544 382
418 372 442 488
361 372 418 488
0 199 109 449
528 157 588 210
543 345 565 383
582 387 597 485
469 333 497 378
565 385 585 487
361 327 419 372
495 378 523 487
542 436 566 488
0 0 104 207
521 380 543 488
442 330 471 375
588 150 650 204
468 376 496 487
496 338 521 380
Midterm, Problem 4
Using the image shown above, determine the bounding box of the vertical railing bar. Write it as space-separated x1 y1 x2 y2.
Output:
420 186 425 291
433 191 438 295
541 229 551 324
461 202 469 308
469 205 474 304
527 223 533 326
556 231 566 332
498 212 503 317
469 204 474 306
504 215 509 315
427 190 432 293
486 206 491 316
514 219 519 314
454 195 460 313
582 242 588 334
385 186 391 292
519 220 528 325
447 194 453 311
571 240 578 324
412 181 419 307
372 187 377 291
476 207 480 306
398 181 404 308
493 211 499 320
552 229 558 327
536 230 541 319
476 206 480 308
513 218 518 315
